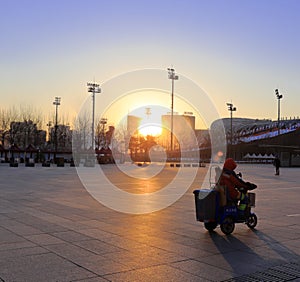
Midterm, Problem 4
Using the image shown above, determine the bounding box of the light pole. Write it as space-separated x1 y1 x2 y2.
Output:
100 118 107 147
167 68 179 151
87 82 101 150
53 97 61 163
46 121 52 143
275 89 283 136
226 102 237 156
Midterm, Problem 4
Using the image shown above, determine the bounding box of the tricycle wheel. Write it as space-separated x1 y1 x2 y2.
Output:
220 216 235 235
246 213 257 229
204 222 218 232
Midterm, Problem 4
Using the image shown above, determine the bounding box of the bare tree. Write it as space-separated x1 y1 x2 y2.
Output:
113 120 129 155
0 107 19 147
72 110 91 151
46 110 71 149
19 105 44 129
58 112 71 127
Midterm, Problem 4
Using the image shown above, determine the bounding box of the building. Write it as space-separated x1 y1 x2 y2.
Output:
213 117 300 166
127 115 142 137
161 112 197 151
50 124 72 151
10 120 46 149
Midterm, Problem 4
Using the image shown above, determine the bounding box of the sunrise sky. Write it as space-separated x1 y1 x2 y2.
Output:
1 0 299 129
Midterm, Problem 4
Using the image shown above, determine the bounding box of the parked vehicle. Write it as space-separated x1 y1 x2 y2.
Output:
193 167 257 235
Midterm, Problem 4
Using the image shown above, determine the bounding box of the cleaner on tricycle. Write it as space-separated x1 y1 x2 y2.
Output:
193 158 257 235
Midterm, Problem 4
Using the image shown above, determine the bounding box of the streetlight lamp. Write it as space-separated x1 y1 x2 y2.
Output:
226 102 237 148
275 89 283 136
87 82 101 150
167 67 179 151
53 97 61 163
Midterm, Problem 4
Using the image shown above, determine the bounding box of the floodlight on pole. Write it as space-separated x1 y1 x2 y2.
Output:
53 97 61 163
87 82 101 150
275 89 283 136
167 67 179 151
226 102 237 146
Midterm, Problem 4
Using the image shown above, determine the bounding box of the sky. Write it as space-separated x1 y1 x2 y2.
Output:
1 0 299 129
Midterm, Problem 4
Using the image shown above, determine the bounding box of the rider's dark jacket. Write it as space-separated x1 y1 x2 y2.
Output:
219 158 249 200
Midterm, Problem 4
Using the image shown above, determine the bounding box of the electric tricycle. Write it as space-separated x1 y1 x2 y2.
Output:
193 168 257 235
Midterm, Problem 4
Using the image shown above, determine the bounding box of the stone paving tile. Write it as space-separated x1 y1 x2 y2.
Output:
51 230 94 242
77 219 113 229
73 256 133 276
44 243 133 276
103 263 202 282
261 226 300 241
0 219 43 236
100 235 154 252
34 222 71 233
171 258 235 281
71 276 109 282
194 250 273 276
0 246 50 259
60 213 91 222
75 227 119 240
0 253 96 282
0 240 37 251
27 212 87 230
102 249 171 270
0 204 19 214
102 247 187 267
153 232 235 254
242 244 299 265
44 242 102 260
57 219 98 231
13 214 69 233
24 233 65 245
282 239 300 256
73 239 124 255
0 227 27 244
140 236 217 258
0 214 10 221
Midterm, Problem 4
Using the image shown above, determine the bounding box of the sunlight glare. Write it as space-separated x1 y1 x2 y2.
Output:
139 125 162 136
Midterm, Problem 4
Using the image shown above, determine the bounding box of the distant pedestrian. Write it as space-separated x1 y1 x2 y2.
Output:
273 156 281 175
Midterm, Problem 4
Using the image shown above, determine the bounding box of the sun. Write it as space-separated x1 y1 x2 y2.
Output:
139 124 162 137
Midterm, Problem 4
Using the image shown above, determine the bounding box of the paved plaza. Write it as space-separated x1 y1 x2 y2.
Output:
0 163 299 281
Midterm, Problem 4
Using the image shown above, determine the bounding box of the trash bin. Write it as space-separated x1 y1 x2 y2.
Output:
42 161 51 167
56 157 65 167
193 189 218 222
10 162 18 167
25 158 35 167
10 158 19 167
